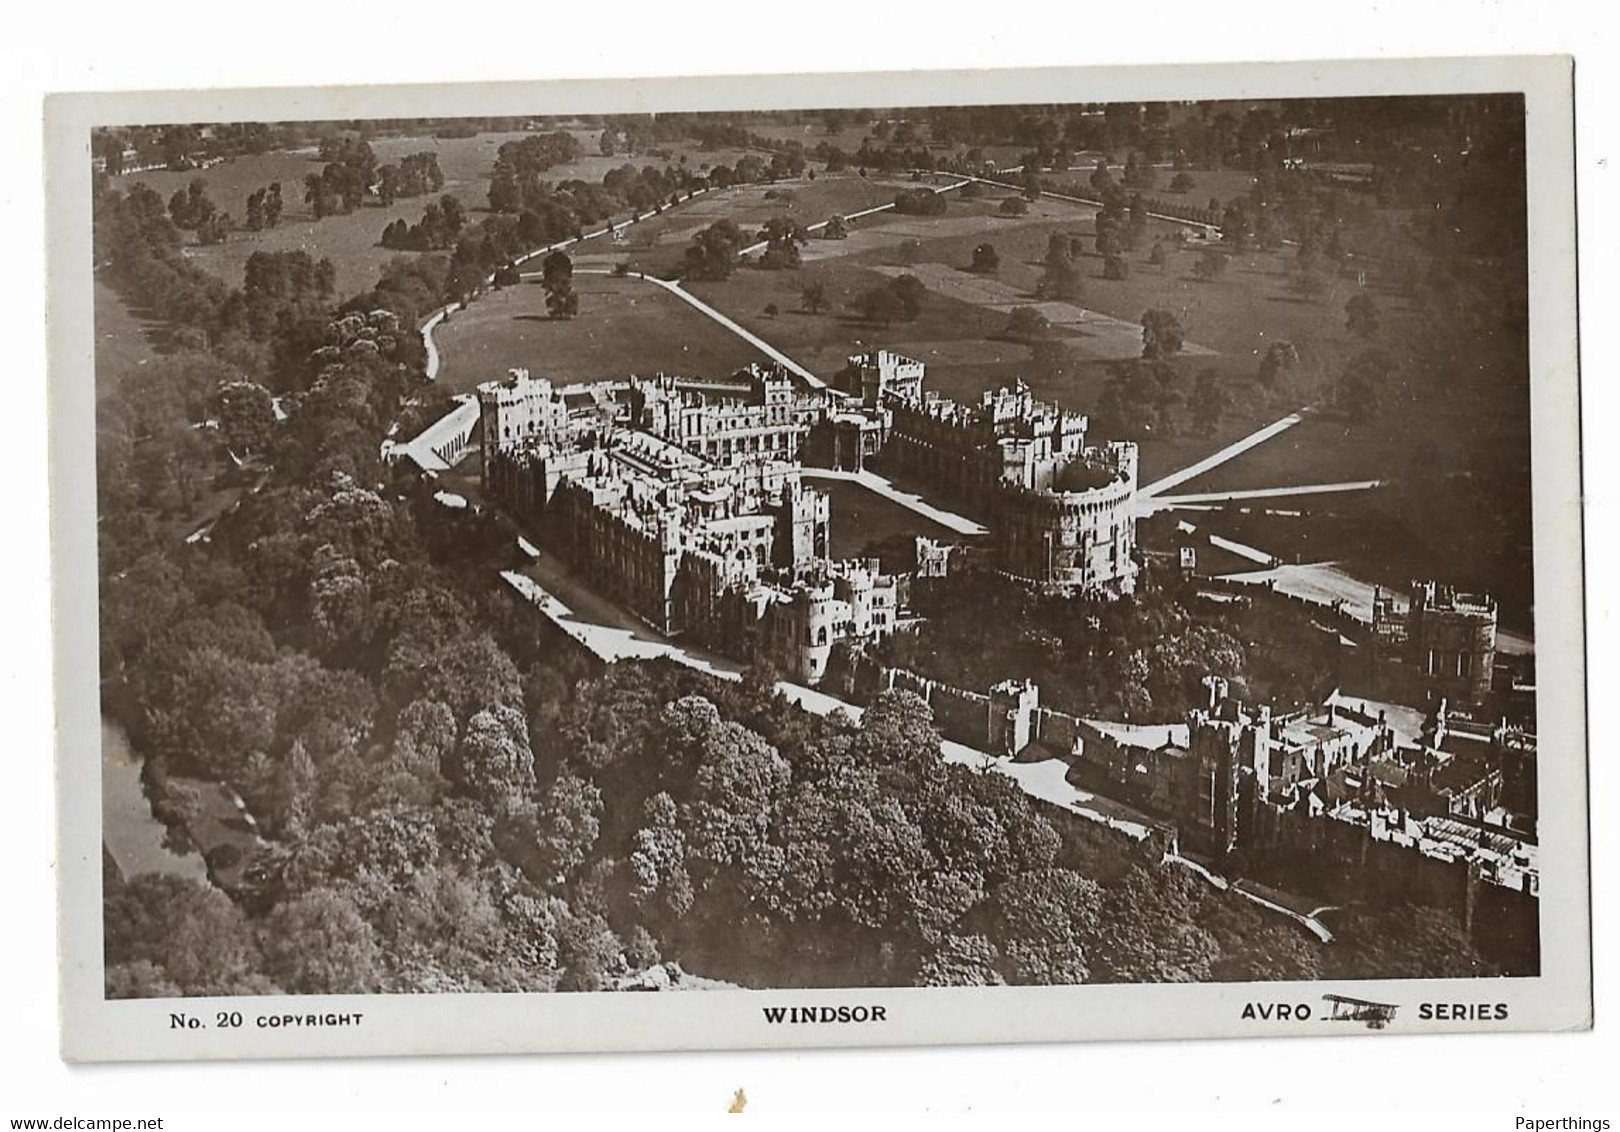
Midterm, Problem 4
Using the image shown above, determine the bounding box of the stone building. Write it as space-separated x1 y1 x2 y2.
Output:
476 347 1140 675
1372 582 1498 706
875 374 1139 594
477 367 901 682
837 348 925 408
629 363 825 464
476 368 572 484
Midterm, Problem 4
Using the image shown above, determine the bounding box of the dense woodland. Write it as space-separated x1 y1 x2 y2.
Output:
94 100 1515 997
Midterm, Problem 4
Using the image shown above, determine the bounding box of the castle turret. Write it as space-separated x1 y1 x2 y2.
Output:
774 479 829 574
988 679 1040 756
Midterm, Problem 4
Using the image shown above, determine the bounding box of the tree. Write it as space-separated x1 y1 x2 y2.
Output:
1141 308 1185 359
1085 865 1219 983
997 197 1028 217
822 214 849 240
1102 254 1129 281
1005 306 1051 341
763 302 779 317
628 791 694 923
304 173 334 220
216 381 276 455
245 188 266 231
104 875 268 996
801 279 828 314
1193 248 1227 282
684 219 747 280
393 699 457 781
985 868 1102 985
916 934 1005 987
541 250 578 318
970 242 1000 274
1095 217 1122 258
555 906 623 991
758 216 808 269
167 179 216 230
1257 340 1300 391
451 704 535 810
1148 242 1168 271
1346 292 1380 337
891 274 926 321
262 887 383 994
1037 236 1082 301
1170 171 1197 193
1326 905 1495 980
681 717 790 879
855 283 901 326
534 772 604 882
1189 368 1230 436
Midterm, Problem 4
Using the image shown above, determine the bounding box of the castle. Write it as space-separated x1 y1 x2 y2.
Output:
837 351 1140 595
477 350 1139 681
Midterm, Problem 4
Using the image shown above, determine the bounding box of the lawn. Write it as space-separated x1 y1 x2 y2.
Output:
581 173 923 277
93 281 164 397
683 251 1015 378
432 273 770 392
806 475 956 561
107 131 763 299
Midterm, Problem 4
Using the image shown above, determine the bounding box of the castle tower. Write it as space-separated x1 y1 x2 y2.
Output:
1406 581 1497 706
987 679 1040 756
477 368 565 484
774 479 829 574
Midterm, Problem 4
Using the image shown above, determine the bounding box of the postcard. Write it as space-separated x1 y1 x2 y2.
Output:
47 55 1588 1060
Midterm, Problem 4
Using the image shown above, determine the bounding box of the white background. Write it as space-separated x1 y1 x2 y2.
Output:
2 1 1614 1120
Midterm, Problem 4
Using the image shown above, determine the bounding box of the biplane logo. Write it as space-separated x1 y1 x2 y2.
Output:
1322 993 1399 1029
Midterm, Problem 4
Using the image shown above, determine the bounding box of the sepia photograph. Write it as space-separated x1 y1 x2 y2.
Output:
46 56 1589 1061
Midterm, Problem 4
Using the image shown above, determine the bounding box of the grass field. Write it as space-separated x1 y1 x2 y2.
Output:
108 131 762 299
576 173 921 275
750 122 885 153
93 281 164 397
432 273 771 392
811 476 955 560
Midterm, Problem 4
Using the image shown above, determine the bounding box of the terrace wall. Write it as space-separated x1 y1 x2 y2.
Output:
1246 801 1539 970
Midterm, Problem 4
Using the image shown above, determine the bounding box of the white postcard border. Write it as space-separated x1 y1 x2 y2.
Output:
47 55 1589 1061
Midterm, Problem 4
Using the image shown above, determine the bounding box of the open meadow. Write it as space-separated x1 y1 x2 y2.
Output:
105 129 762 299
432 273 770 392
93 280 163 396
